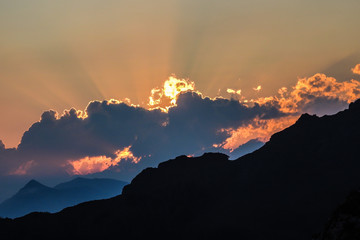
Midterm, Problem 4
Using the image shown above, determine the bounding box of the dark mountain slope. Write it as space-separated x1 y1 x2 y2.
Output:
2 100 360 240
0 178 128 218
315 190 360 240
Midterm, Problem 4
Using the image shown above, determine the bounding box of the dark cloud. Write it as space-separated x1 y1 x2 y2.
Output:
0 140 5 151
18 102 166 158
0 91 284 179
0 146 17 176
299 97 349 116
163 92 284 156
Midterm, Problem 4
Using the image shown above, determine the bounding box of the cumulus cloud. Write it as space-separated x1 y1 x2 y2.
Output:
255 73 360 115
352 64 360 75
1 71 360 180
0 89 283 178
162 91 284 157
213 73 360 151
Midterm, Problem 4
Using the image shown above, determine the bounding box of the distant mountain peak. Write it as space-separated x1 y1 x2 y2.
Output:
23 179 45 189
72 177 86 181
13 179 54 198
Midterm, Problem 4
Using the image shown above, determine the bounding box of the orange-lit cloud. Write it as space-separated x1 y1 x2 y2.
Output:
217 73 360 151
67 146 141 175
9 160 36 175
217 116 298 151
352 64 360 75
253 85 262 91
256 73 360 113
148 75 195 111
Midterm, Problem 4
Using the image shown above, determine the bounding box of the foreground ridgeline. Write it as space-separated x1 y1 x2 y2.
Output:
1 100 360 240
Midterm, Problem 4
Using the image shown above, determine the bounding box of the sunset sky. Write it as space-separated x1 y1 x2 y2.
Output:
1 0 360 200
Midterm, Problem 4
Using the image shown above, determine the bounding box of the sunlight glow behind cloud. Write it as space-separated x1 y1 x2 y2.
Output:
227 89 242 95
148 75 195 111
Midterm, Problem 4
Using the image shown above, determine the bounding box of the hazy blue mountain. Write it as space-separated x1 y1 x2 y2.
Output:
0 177 128 218
228 139 264 159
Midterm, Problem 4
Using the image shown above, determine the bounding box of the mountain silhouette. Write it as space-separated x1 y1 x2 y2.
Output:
314 190 360 240
2 99 360 239
0 178 128 218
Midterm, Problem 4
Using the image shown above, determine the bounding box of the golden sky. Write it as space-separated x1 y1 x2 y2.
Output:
1 0 360 147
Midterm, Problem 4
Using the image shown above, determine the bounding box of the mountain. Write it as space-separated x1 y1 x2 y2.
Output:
315 190 360 240
0 178 128 218
0 180 62 218
1 100 360 239
54 177 128 200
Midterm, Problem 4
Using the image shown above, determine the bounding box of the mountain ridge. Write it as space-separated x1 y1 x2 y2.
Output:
1 99 360 239
0 177 128 218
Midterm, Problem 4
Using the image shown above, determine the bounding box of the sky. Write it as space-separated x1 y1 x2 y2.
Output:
0 0 360 201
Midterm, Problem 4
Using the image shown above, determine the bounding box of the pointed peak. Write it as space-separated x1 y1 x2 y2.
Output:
26 179 42 186
22 179 48 190
14 179 52 197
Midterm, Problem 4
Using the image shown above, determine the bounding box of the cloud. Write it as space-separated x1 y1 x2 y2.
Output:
163 91 284 157
352 64 360 75
9 160 36 176
0 140 4 151
1 87 283 178
213 73 360 151
18 101 166 158
253 85 262 91
256 73 360 115
67 146 141 175
227 88 241 95
217 116 299 151
148 75 195 111
1 71 360 180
